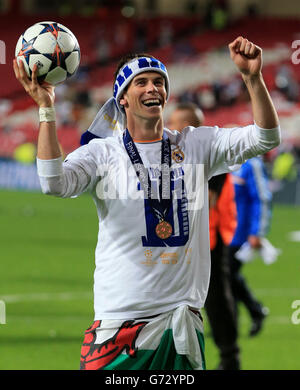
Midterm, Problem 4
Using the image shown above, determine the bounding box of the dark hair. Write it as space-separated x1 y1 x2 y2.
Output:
175 102 204 127
175 102 199 111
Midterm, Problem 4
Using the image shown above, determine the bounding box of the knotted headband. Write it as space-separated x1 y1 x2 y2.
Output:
80 56 170 145
113 56 170 112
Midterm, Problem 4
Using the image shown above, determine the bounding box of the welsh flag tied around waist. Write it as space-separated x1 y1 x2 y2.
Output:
80 305 205 370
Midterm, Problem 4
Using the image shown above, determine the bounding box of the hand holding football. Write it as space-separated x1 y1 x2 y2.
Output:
15 21 80 85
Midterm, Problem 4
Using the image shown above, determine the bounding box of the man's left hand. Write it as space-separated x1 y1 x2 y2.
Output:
228 36 262 77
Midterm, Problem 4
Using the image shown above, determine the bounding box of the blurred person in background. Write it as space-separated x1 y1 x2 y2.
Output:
229 155 272 337
168 102 240 370
14 36 280 370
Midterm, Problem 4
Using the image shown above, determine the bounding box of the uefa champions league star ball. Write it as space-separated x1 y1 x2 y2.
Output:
15 21 80 85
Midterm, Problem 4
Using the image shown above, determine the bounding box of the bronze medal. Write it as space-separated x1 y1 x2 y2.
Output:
124 130 173 241
155 220 173 239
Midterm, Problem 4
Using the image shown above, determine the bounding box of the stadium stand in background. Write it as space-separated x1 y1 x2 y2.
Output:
1 0 300 203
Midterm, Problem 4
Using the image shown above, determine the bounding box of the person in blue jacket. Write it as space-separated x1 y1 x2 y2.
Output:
229 156 271 337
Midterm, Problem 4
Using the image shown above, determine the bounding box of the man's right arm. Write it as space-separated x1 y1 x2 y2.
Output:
13 59 62 160
37 121 61 160
13 60 96 198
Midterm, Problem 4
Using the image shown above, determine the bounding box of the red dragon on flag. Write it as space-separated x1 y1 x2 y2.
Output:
80 319 148 370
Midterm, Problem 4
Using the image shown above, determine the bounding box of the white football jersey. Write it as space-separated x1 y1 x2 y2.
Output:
37 124 280 319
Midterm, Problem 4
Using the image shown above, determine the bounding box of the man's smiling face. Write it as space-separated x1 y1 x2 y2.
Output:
119 71 167 121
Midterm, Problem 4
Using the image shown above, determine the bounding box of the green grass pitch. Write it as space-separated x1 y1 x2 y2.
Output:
0 189 299 370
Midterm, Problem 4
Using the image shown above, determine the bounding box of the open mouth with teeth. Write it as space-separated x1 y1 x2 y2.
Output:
142 98 162 107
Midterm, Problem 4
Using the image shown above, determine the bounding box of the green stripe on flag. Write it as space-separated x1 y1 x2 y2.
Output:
103 329 205 370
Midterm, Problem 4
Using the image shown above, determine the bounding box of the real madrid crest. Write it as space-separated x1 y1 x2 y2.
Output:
172 146 185 163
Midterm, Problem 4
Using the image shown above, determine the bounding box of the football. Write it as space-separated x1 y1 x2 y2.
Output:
15 21 80 85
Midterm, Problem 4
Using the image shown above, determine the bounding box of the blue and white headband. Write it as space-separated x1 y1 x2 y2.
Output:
80 56 170 145
113 56 170 112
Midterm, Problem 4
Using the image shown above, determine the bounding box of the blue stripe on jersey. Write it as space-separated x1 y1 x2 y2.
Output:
230 157 272 247
250 158 271 237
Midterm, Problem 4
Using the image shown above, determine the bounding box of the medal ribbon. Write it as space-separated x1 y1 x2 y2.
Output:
123 129 172 223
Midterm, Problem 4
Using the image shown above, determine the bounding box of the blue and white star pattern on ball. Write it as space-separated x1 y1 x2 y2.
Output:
15 21 80 85
113 56 170 112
